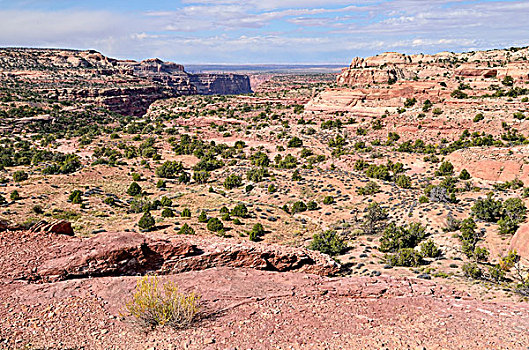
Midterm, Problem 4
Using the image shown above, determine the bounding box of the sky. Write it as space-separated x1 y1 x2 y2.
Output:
0 0 528 64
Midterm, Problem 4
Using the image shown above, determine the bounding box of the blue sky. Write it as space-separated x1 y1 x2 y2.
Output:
0 0 528 64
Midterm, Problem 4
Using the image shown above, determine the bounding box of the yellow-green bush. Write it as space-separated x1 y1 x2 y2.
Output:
125 275 201 329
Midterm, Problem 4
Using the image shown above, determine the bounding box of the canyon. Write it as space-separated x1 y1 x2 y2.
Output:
0 48 252 116
1 46 529 348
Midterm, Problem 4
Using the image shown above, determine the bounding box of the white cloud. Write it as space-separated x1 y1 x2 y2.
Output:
0 1 528 63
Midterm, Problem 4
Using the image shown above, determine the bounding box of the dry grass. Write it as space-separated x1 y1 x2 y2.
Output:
125 275 201 330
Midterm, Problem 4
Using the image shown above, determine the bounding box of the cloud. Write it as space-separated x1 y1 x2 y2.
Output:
0 9 137 47
0 0 528 63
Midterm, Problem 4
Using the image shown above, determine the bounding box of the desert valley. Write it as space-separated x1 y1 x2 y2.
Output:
0 45 529 348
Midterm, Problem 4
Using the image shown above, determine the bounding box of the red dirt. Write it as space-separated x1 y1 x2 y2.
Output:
1 230 528 349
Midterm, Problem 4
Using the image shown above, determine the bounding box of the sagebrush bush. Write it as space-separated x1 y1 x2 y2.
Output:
125 275 201 329
461 262 482 279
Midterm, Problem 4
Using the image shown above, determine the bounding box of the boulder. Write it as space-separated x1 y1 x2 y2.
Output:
30 220 74 236
33 232 340 282
510 223 529 262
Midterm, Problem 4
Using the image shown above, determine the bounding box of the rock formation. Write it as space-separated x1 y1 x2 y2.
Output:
338 48 529 86
0 229 339 282
0 48 252 116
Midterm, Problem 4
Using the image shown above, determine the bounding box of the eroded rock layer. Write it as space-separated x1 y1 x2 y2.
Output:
0 229 340 283
0 48 252 116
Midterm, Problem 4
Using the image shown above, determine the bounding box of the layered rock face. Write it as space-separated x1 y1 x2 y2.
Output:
338 48 529 86
0 229 339 282
308 47 529 119
0 48 252 116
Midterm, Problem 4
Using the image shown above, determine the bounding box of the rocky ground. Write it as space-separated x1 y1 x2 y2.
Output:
1 229 528 349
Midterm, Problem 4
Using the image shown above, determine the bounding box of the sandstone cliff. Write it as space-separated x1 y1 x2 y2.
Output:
338 47 529 86
0 48 253 116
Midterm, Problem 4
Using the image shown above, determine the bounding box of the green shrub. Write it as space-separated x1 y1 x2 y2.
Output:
435 161 454 176
307 201 318 210
471 194 526 234
471 193 502 222
231 203 249 218
404 97 417 107
451 89 468 99
379 222 426 252
291 201 307 214
488 264 506 283
357 181 380 195
361 202 388 235
514 112 525 120
13 170 28 182
138 211 155 231
207 217 224 233
502 75 514 86
395 174 411 188
155 161 184 179
178 223 195 235
309 230 346 256
461 262 482 279
104 197 116 206
69 190 83 204
420 240 441 258
193 171 210 184
160 196 172 207
322 196 334 205
459 169 471 180
473 113 484 122
223 174 242 190
364 164 391 181
422 99 432 112
198 211 208 223
161 208 174 218
10 190 20 201
473 246 490 261
127 182 142 196
181 208 191 218
250 151 270 167
287 137 303 148
276 154 298 169
129 198 157 213
386 248 423 267
247 167 269 182
249 223 265 241
178 172 190 184
291 170 303 181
